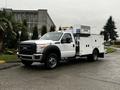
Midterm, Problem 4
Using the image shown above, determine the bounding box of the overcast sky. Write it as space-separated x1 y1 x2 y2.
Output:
0 0 120 35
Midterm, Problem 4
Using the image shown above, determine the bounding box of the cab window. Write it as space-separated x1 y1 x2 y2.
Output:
61 33 72 43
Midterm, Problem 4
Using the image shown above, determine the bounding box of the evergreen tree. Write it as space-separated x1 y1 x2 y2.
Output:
20 27 28 41
23 19 28 27
20 19 29 41
104 16 118 41
100 31 109 41
41 25 47 36
31 26 38 40
59 26 62 31
50 25 56 32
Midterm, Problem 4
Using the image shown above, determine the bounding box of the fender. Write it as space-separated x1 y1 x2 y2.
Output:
42 45 61 61
93 48 99 54
93 48 104 57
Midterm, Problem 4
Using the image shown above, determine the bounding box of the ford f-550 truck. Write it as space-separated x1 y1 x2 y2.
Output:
17 26 104 69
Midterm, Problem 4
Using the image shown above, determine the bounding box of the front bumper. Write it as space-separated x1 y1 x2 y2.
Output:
17 52 43 61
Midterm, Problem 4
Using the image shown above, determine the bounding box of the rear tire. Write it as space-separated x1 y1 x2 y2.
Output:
45 53 58 69
21 60 33 67
87 50 98 61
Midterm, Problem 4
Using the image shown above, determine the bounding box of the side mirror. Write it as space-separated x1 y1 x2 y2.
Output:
61 39 66 43
66 38 71 43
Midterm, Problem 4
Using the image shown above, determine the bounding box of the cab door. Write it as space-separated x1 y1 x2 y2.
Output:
60 33 76 58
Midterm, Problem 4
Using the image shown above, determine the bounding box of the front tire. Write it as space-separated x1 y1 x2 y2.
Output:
21 60 33 67
45 53 58 69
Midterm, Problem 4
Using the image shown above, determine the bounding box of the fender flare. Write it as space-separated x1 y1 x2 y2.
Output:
42 45 61 61
93 48 99 54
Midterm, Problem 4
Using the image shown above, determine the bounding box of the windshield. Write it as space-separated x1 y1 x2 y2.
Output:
40 32 63 41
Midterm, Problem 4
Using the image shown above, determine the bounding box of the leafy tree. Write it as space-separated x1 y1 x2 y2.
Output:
50 25 56 32
0 10 16 50
12 22 23 48
41 25 47 36
0 10 30 50
104 16 118 41
31 26 38 40
20 19 29 41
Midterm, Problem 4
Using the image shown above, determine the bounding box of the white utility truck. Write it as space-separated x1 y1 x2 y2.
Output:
17 26 104 69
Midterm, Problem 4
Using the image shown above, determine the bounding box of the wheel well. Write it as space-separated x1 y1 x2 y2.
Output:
42 45 61 60
93 48 99 54
47 49 61 58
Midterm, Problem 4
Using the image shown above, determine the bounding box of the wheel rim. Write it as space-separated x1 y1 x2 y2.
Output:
48 57 57 68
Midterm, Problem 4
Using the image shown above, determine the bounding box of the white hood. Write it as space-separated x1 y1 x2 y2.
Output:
21 40 55 45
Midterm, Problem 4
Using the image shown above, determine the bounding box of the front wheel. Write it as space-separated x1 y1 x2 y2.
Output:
45 53 58 69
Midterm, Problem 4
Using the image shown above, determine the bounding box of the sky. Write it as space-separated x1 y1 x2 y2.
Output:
0 0 120 35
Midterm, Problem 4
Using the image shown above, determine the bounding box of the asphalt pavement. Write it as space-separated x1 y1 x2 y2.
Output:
0 50 120 90
0 62 20 70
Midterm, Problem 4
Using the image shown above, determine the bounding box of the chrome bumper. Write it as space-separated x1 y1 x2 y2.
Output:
17 52 43 61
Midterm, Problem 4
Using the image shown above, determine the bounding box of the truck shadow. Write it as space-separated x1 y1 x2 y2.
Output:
58 58 104 68
20 58 105 71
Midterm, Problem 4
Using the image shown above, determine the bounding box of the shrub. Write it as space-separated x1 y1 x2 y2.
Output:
3 48 16 55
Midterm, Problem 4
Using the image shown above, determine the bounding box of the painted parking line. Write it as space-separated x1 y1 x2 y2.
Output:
0 61 6 64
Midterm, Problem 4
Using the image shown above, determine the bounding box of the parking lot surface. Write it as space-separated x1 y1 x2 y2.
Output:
0 50 120 90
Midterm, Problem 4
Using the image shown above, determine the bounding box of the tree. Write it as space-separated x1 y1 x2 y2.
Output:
50 25 56 32
12 22 23 48
0 10 16 50
104 16 118 41
20 27 29 41
20 19 29 41
59 26 62 31
100 31 109 41
31 26 38 40
41 25 47 36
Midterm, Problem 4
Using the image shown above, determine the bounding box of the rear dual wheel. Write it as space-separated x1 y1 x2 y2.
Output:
87 50 98 61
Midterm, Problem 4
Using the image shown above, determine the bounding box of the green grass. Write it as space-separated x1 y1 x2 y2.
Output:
106 47 116 53
0 54 17 62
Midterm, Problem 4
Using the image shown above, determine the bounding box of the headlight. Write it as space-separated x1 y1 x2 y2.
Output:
37 44 48 48
36 44 48 53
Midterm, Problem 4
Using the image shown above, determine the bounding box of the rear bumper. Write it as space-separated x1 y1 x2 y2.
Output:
17 52 43 61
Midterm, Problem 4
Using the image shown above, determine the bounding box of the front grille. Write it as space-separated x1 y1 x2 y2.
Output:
19 43 36 55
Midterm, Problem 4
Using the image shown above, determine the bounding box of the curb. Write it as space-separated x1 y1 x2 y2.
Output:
0 61 6 64
0 60 21 70
0 63 20 70
6 60 21 63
